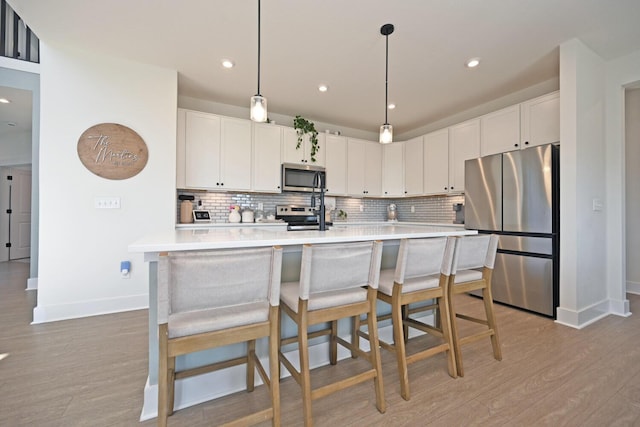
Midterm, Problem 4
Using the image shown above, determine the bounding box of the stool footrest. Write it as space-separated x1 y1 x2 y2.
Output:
311 369 377 401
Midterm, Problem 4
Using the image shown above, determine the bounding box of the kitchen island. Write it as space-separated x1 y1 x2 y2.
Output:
129 224 476 420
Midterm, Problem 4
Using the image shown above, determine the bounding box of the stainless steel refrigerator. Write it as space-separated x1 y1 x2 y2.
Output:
464 143 559 317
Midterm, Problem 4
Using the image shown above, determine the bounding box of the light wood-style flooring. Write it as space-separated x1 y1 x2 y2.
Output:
1 261 639 426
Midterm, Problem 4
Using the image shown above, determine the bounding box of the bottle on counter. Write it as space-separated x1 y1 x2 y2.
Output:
179 195 195 223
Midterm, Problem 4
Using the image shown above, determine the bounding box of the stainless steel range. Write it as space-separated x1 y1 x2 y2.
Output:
276 205 331 231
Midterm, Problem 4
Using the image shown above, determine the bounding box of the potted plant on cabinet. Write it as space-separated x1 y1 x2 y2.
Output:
293 115 319 163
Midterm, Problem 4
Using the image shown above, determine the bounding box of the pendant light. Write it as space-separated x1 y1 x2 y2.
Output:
379 23 394 144
250 0 267 122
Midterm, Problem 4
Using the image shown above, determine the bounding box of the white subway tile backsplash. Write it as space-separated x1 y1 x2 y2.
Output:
177 191 464 224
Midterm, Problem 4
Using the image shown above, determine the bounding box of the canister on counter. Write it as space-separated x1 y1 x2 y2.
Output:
179 195 195 223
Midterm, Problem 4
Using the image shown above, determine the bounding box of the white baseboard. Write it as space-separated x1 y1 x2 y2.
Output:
140 313 433 421
32 293 149 324
555 298 612 329
26 277 38 290
627 280 640 295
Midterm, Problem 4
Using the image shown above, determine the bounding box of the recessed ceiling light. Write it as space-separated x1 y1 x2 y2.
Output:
388 103 396 110
0 98 10 104
221 59 235 69
318 84 329 92
466 57 481 68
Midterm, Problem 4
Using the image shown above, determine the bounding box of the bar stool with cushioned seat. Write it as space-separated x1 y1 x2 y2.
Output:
357 236 457 401
279 241 385 427
448 234 501 377
157 246 283 427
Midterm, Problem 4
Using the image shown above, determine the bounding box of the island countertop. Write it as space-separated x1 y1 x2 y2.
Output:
129 224 477 253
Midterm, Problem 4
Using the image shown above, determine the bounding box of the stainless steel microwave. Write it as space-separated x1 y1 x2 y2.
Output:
281 163 326 193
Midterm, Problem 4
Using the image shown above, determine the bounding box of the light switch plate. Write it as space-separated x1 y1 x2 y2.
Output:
95 197 121 209
592 198 603 212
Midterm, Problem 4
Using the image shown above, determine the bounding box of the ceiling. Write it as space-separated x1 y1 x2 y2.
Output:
0 86 32 138
5 0 640 137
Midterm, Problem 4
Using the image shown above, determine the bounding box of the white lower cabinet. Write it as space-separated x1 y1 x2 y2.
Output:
252 123 282 193
382 143 404 197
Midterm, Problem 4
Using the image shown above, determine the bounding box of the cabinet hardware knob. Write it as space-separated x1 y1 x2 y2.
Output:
216 182 220 186
525 141 529 145
514 143 519 147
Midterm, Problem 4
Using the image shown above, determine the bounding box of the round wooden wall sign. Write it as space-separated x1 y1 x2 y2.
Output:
77 123 149 180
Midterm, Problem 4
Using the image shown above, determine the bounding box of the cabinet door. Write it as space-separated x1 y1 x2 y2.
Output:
324 134 347 195
176 109 186 188
449 119 480 193
382 143 404 197
252 123 282 192
220 117 252 190
347 139 366 196
365 142 383 197
404 136 423 196
184 110 221 189
282 127 305 164
521 91 559 148
282 127 325 165
480 104 520 156
423 129 449 195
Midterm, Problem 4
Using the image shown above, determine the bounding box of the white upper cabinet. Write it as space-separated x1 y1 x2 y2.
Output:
220 117 253 190
347 138 382 197
252 123 282 193
404 136 424 196
324 134 347 196
480 104 521 156
423 129 449 195
448 118 480 193
382 143 404 197
282 127 326 166
179 109 252 191
520 91 560 148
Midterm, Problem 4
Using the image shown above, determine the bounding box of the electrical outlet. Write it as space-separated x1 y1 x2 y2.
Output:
95 197 121 209
411 206 415 213
257 202 264 211
359 204 363 212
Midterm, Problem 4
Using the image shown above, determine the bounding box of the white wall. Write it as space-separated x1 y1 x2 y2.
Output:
626 89 640 293
557 39 608 327
0 130 31 165
606 49 640 306
33 44 177 322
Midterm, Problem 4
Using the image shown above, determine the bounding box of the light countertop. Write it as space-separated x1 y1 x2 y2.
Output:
130 224 476 254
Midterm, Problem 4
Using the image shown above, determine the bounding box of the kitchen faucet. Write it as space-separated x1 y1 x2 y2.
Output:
311 171 326 231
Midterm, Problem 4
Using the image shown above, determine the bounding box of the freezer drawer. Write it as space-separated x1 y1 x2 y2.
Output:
498 235 553 256
490 252 554 317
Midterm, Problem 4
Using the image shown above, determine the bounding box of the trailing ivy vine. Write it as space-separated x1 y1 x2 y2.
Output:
293 115 319 163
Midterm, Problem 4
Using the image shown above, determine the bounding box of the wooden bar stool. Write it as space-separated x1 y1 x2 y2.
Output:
357 236 457 401
157 246 283 427
448 234 501 377
279 241 385 427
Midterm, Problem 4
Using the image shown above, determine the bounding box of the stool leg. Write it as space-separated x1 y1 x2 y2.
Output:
330 320 338 365
448 281 464 377
368 289 386 412
247 339 256 392
351 315 360 359
298 301 313 427
438 289 457 378
482 273 502 361
401 303 410 343
168 356 175 416
391 285 410 400
269 306 281 427
158 324 169 427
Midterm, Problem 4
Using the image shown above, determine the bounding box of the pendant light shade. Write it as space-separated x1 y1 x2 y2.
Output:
379 23 394 144
250 0 267 122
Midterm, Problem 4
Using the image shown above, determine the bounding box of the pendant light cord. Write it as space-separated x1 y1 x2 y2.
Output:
384 32 389 125
257 0 261 96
